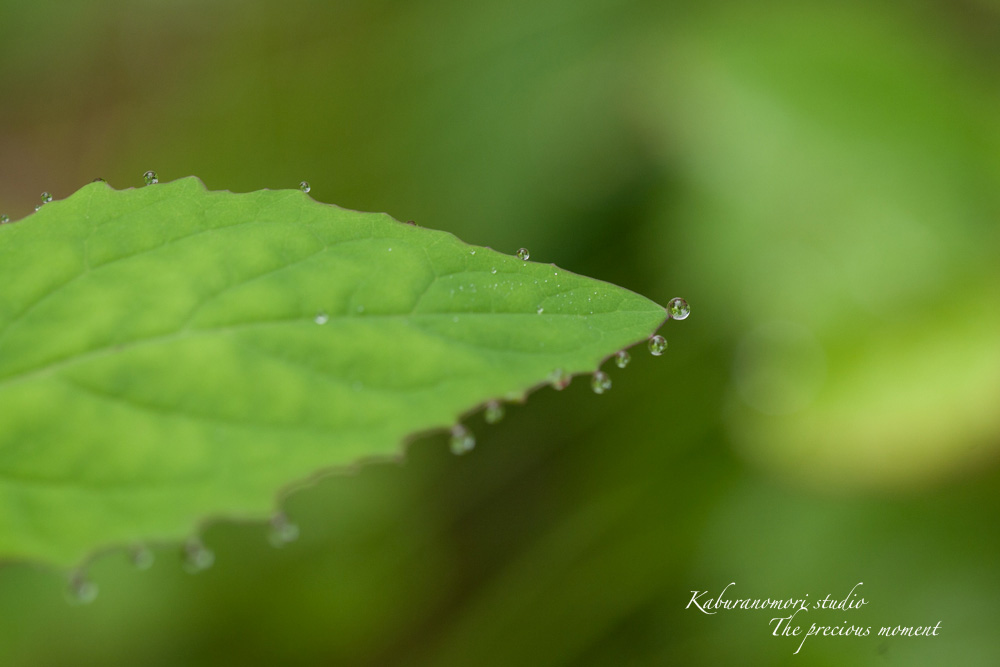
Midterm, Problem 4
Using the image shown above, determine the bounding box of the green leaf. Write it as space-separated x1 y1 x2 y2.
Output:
0 177 667 569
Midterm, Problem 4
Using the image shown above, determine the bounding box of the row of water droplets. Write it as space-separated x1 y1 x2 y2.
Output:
1 193 53 221
66 510 299 605
2 171 390 224
447 297 690 455
5 172 314 225
1 171 159 224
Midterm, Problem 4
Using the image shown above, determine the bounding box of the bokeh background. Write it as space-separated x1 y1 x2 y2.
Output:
2 0 999 664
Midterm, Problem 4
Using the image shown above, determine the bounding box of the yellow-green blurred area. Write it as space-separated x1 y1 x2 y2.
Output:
1 0 999 664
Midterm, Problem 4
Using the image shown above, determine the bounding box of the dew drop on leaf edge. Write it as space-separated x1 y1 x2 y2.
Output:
40 192 52 204
130 545 155 570
299 181 311 193
591 371 612 394
614 350 631 369
66 572 98 605
484 400 505 424
0 214 8 224
516 248 530 261
550 368 571 391
182 539 215 574
450 424 475 455
648 335 667 356
668 297 690 320
268 513 300 548
143 171 158 185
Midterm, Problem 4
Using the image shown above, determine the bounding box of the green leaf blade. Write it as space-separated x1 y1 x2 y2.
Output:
0 177 667 568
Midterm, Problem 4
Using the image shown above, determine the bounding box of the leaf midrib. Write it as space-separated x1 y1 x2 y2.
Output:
0 304 655 392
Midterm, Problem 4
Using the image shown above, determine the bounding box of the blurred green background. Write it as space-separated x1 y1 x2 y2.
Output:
2 0 999 664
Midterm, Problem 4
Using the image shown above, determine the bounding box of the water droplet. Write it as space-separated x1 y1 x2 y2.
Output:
648 335 667 356
549 368 571 390
299 181 311 193
516 248 530 261
0 214 8 224
130 545 155 570
34 205 41 211
315 312 328 325
66 572 98 605
668 297 690 320
470 249 476 255
491 267 497 274
614 350 631 369
143 171 158 185
536 306 544 315
450 424 475 455
268 512 300 548
591 371 612 394
182 539 215 574
484 400 505 424
40 192 52 204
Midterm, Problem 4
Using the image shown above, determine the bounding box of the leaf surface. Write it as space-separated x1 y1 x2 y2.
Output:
0 178 666 568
